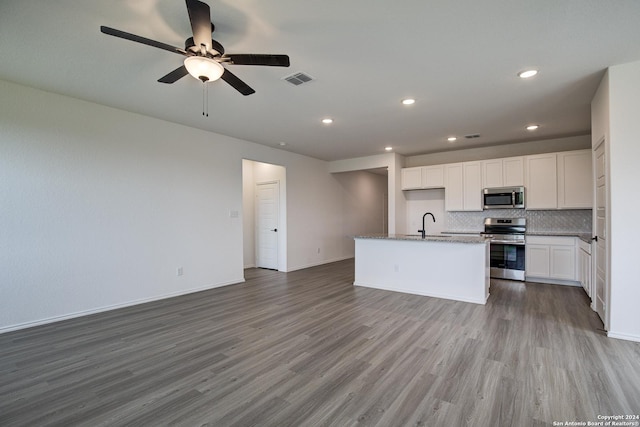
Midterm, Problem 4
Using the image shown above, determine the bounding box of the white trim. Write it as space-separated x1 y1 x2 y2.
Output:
525 277 581 287
354 281 488 305
607 331 640 343
0 278 245 335
285 256 354 272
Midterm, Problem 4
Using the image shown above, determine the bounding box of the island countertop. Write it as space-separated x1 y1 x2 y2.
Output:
354 233 489 244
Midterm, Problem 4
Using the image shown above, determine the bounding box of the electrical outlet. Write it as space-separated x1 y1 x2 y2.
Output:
176 267 183 276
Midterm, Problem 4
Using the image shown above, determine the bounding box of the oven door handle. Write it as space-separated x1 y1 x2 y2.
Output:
490 239 525 246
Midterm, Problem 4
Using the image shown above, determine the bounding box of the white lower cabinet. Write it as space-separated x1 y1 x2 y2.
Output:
526 236 577 284
578 240 592 298
525 245 550 277
550 246 576 280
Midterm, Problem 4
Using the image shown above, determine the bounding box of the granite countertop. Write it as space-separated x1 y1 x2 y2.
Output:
443 230 482 235
526 231 592 243
354 234 489 244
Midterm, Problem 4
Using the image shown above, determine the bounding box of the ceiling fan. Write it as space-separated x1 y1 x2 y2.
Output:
100 0 290 96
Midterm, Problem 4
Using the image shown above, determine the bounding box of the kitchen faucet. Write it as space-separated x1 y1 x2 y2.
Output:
418 212 436 239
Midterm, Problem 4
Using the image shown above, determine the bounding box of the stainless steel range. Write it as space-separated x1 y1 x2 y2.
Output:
483 218 526 281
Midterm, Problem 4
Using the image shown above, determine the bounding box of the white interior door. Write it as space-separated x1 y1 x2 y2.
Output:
256 182 279 270
594 142 607 326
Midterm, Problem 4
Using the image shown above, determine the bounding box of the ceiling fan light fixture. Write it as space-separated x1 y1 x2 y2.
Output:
184 56 224 82
518 69 538 79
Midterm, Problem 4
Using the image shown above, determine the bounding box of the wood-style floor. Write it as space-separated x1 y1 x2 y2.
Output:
1 259 639 426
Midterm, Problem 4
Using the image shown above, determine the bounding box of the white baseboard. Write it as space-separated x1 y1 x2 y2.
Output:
0 277 245 335
525 277 581 287
285 256 354 272
354 281 487 305
607 331 640 343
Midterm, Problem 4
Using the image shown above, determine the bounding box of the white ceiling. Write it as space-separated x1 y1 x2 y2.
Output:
1 0 640 161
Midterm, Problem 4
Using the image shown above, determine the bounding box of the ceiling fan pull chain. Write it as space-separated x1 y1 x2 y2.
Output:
205 83 209 117
202 82 205 116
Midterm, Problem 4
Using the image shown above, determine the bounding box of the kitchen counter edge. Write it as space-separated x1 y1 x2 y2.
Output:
525 231 592 243
354 234 489 244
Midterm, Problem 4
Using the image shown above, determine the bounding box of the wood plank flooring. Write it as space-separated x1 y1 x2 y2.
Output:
1 259 639 426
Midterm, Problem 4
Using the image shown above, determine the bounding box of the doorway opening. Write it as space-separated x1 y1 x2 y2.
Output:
332 168 389 252
242 159 287 271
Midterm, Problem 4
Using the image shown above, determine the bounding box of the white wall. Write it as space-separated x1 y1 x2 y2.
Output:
328 152 406 234
405 134 591 167
0 79 355 331
242 159 255 268
605 60 640 341
333 170 388 244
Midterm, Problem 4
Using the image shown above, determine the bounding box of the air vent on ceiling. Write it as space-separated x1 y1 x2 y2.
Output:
464 134 481 139
283 72 314 86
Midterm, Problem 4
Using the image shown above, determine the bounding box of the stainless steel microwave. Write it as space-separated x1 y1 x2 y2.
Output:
483 186 525 209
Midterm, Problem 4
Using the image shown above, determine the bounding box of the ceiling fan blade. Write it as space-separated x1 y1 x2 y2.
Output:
185 0 212 52
158 65 190 84
100 26 186 55
225 54 290 67
221 69 255 96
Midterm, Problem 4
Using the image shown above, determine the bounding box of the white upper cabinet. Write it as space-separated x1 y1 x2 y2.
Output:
403 150 590 211
525 151 592 210
401 165 444 190
444 162 482 211
463 161 483 211
482 159 503 188
444 163 464 211
423 165 445 188
503 157 525 187
401 167 423 190
482 157 524 188
557 149 592 209
525 153 558 209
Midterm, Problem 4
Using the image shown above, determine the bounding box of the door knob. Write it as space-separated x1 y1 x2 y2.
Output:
270 228 278 232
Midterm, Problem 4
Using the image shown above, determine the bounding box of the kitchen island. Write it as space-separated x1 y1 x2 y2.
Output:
354 234 490 304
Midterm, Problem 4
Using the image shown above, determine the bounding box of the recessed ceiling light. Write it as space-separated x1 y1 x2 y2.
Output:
518 69 538 79
279 142 287 146
322 118 333 124
526 124 540 131
402 98 415 105
385 146 393 151
447 136 457 142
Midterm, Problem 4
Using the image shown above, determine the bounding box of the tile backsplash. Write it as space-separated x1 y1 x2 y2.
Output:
446 209 592 233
